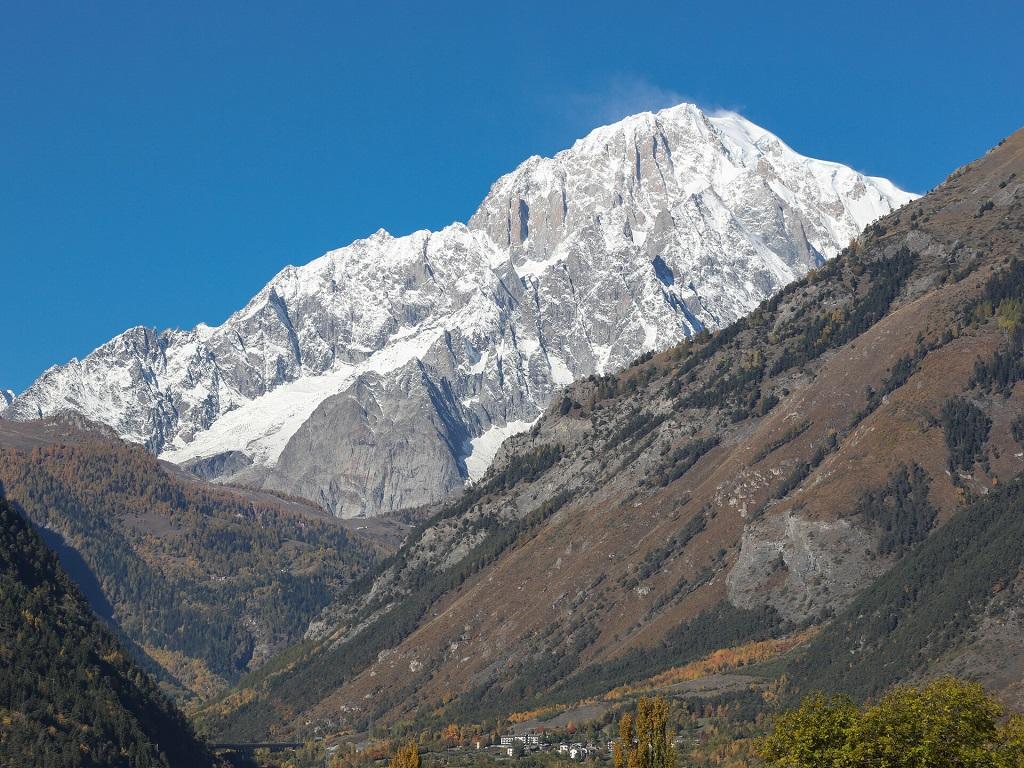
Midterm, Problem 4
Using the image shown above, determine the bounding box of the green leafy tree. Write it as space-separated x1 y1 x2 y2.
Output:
997 714 1024 767
851 678 1001 767
758 692 859 768
759 678 1024 768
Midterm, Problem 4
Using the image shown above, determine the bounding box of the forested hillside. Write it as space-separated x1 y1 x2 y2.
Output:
0 494 215 767
0 423 390 703
203 126 1024 742
789 474 1024 706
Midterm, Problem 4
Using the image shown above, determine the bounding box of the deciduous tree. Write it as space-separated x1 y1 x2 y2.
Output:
758 678 1023 768
389 741 420 768
613 697 676 768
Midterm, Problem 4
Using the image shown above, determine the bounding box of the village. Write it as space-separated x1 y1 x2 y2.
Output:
489 733 608 761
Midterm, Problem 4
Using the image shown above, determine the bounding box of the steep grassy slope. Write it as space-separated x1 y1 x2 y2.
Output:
0 419 399 703
0 495 216 767
205 128 1024 740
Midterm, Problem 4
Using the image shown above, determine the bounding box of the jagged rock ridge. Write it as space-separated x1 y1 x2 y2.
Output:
2 104 913 516
200 126 1024 740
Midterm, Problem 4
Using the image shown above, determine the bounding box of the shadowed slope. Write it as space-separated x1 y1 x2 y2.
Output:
206 128 1024 740
0 495 216 767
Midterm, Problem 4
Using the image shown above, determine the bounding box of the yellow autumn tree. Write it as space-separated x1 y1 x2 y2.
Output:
997 299 1024 333
389 741 420 768
614 697 676 768
441 722 462 745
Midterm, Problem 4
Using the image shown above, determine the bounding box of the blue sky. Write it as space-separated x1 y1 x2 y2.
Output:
2 0 1021 393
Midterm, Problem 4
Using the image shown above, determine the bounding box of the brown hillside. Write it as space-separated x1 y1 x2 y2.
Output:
206 127 1024 740
0 418 403 703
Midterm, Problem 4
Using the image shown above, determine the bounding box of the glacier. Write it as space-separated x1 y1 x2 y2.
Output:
2 103 916 517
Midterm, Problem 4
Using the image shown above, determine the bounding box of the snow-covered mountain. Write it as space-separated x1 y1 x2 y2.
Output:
1 390 13 407
2 104 916 517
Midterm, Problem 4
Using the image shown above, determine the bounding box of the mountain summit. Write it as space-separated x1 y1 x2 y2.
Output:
202 126 1024 741
2 104 914 516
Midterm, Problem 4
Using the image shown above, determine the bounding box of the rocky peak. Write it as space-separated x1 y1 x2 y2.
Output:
3 103 915 516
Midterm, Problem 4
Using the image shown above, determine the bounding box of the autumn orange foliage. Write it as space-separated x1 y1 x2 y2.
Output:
604 627 820 700
508 705 565 724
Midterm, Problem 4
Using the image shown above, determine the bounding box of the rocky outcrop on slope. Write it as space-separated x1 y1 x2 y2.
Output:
200 128 1024 739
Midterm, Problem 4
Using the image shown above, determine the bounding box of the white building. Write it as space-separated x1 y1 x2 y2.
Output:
500 734 541 746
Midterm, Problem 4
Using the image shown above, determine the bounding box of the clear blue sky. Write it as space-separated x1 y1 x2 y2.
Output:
2 1 1021 393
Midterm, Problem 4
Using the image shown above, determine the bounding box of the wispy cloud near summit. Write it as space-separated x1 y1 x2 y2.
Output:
560 75 744 134
567 75 689 126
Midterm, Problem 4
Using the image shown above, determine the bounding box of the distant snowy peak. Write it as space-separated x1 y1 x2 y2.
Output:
1 390 13 407
4 103 917 516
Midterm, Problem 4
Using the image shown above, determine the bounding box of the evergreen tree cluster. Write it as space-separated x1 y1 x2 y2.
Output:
0 495 214 767
940 397 992 473
854 464 936 556
768 247 918 377
542 603 788 707
968 258 1024 395
788 476 1024 700
0 440 372 688
652 436 720 488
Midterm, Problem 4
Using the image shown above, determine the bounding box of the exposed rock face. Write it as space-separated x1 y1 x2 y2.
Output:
181 450 253 481
201 127 1024 740
2 104 913 517
726 511 882 622
264 367 470 517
